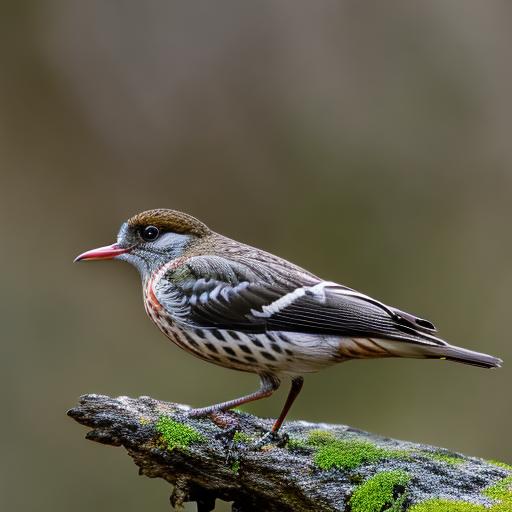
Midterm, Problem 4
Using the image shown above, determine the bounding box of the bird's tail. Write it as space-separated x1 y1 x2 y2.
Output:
343 337 502 369
380 338 503 368
419 343 502 369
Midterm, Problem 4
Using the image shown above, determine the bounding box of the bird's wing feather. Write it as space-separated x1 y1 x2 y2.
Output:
154 255 442 345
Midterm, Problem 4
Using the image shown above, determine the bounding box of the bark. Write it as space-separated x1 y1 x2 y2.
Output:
68 394 510 511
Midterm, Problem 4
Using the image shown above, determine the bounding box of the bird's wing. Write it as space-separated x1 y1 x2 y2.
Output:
154 255 443 345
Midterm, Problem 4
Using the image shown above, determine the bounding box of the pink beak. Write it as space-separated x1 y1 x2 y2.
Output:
74 243 131 262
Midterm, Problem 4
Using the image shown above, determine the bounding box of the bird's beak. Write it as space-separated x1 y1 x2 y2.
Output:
74 243 131 262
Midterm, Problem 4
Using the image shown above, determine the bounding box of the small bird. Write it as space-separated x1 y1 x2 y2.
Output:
75 209 502 433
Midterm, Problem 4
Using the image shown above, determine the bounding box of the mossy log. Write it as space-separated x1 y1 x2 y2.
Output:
68 394 511 512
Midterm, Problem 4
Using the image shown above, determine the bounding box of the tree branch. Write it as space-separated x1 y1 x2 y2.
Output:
68 394 510 511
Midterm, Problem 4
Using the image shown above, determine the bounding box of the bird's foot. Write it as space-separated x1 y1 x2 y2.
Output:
187 407 241 430
251 430 289 450
219 429 289 465
185 406 288 451
185 409 243 463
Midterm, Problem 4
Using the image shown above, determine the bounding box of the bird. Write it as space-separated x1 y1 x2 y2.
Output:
75 208 502 433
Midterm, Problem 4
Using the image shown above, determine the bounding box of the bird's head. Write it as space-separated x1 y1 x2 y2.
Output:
74 209 211 278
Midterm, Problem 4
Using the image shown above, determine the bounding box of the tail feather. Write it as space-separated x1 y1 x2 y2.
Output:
359 338 502 369
422 344 502 369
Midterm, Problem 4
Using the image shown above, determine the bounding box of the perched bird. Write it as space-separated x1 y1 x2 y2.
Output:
75 209 502 433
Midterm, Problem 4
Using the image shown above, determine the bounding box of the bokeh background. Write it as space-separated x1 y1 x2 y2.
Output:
2 1 511 510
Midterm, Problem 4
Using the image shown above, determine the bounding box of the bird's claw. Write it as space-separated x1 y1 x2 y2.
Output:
251 430 289 449
185 408 240 429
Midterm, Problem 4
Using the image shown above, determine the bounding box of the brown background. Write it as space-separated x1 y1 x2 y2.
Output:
1 2 511 511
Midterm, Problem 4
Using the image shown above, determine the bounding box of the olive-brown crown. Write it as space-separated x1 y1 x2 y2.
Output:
127 209 211 237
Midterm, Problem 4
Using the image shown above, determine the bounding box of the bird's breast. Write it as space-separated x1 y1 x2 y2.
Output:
144 279 162 314
142 271 345 376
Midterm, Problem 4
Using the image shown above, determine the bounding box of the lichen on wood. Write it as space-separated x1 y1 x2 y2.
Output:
68 394 511 511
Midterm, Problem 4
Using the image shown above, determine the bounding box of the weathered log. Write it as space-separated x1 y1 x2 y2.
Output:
68 394 511 511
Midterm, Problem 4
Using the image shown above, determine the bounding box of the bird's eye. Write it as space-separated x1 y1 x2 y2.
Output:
141 225 160 242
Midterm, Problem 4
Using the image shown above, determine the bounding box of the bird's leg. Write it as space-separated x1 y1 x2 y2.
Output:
187 374 280 418
271 376 304 433
251 376 305 449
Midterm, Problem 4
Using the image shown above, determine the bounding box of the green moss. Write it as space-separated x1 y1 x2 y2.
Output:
483 475 512 511
349 470 410 512
307 429 336 447
489 460 512 472
484 475 512 499
303 430 416 472
155 416 204 451
392 449 413 461
408 499 485 512
305 429 409 471
231 460 240 475
232 431 253 444
409 475 512 512
314 439 395 470
287 437 308 450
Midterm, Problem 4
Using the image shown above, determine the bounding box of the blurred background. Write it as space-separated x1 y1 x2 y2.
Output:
1 1 511 510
